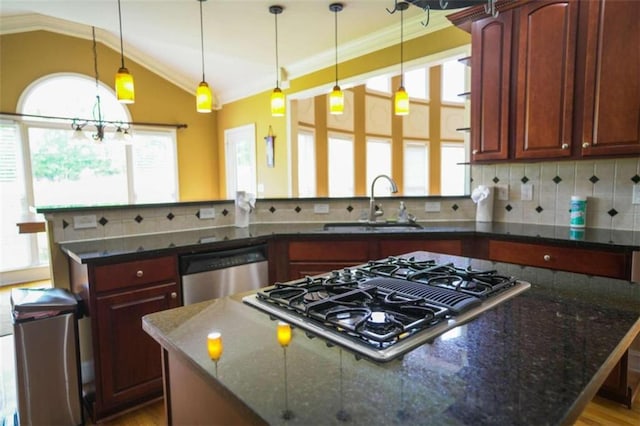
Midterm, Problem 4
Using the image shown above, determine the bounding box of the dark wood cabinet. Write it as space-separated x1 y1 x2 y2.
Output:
488 239 630 280
378 238 462 258
513 0 578 160
578 0 640 157
287 240 371 280
470 9 513 161
70 255 180 421
450 0 640 162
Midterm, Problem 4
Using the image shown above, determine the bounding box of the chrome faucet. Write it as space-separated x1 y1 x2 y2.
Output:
368 174 398 223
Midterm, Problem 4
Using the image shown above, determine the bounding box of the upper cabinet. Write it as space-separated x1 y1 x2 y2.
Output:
448 0 640 163
578 0 640 157
470 10 513 161
514 0 578 160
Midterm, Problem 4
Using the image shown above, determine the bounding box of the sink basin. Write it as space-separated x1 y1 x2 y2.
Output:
322 222 423 232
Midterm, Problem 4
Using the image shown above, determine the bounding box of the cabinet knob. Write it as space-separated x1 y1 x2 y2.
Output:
543 254 551 262
582 142 590 149
170 292 177 299
136 270 144 278
561 143 569 150
472 149 478 155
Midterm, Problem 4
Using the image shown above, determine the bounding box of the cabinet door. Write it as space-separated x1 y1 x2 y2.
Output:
470 10 513 161
95 282 180 416
378 239 462 258
580 0 640 156
514 0 578 159
488 240 630 280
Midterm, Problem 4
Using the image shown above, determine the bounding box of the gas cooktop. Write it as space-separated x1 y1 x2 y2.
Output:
243 256 530 362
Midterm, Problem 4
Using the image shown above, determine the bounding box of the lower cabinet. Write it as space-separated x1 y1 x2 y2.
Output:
488 239 630 280
71 254 180 422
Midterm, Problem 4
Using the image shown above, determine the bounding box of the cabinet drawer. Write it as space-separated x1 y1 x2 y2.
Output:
379 239 462 257
93 256 177 293
288 241 369 262
489 240 629 279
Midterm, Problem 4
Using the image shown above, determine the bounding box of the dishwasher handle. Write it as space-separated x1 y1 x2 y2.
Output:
180 244 268 276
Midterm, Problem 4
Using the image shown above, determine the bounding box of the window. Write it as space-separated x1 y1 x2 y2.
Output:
404 68 429 100
366 138 392 195
404 141 429 195
1 74 179 283
365 75 390 93
328 134 354 197
440 143 466 195
297 129 316 197
225 124 257 198
441 58 467 104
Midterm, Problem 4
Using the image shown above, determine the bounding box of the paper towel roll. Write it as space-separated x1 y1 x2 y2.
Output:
472 185 494 222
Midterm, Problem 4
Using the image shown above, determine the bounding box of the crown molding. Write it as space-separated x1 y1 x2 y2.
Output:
2 11 452 108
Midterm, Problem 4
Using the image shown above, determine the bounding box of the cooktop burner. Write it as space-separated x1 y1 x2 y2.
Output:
243 255 530 362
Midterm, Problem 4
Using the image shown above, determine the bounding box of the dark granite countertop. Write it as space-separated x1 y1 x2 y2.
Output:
143 252 640 426
60 221 640 264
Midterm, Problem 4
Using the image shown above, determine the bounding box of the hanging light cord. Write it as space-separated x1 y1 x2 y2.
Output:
274 11 280 89
400 6 405 87
117 0 125 68
91 27 103 124
334 9 339 86
199 0 206 82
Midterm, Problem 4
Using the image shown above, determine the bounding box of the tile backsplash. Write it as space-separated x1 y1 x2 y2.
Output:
470 157 640 231
45 157 640 243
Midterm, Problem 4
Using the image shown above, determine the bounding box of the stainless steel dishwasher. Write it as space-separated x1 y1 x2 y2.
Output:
180 244 269 305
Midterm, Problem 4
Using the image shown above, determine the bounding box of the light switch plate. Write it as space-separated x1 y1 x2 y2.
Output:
314 204 330 214
425 201 441 212
633 185 640 205
521 183 533 201
199 207 215 219
496 184 509 201
73 215 97 229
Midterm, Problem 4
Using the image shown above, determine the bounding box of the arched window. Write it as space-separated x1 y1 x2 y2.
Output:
0 74 178 283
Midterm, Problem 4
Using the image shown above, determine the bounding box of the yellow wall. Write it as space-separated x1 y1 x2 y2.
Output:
217 25 470 198
0 30 219 201
1 26 470 201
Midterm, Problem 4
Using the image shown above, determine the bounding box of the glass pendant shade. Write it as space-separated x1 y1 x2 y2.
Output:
329 85 344 115
395 86 409 116
271 87 285 117
196 81 213 113
115 67 135 104
277 321 292 347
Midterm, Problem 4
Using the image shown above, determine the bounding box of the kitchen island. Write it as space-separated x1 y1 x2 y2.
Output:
143 251 640 426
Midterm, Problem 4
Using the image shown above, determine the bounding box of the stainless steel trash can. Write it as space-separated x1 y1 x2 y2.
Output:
11 287 83 426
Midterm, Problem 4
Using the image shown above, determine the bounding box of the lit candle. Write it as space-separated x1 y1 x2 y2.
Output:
277 321 292 347
207 332 223 361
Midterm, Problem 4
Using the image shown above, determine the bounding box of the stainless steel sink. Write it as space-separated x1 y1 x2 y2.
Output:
322 222 423 232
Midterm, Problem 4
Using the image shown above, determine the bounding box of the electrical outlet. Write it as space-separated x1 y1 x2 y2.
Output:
633 185 640 205
425 201 441 212
521 183 533 201
73 215 97 229
314 204 330 214
496 184 509 201
199 207 215 219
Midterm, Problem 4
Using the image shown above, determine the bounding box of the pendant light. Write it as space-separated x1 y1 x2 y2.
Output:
329 3 344 115
196 0 212 113
269 5 285 117
394 1 410 116
115 0 135 103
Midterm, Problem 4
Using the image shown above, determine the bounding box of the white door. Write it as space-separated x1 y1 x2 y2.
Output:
224 124 257 198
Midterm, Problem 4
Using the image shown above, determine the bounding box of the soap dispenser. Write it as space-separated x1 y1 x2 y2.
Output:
397 201 408 223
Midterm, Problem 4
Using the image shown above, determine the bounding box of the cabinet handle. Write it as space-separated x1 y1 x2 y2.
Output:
472 149 478 155
582 142 590 149
136 270 144 278
561 143 569 150
170 292 177 299
543 254 551 262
